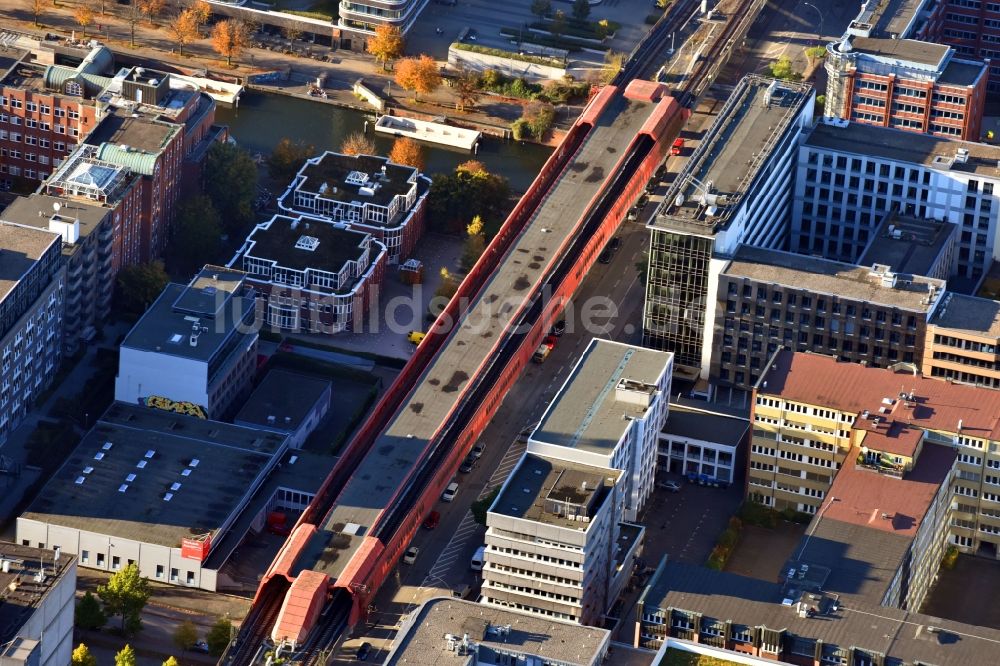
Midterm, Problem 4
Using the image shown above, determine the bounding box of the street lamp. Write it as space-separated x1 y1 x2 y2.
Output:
800 1 824 41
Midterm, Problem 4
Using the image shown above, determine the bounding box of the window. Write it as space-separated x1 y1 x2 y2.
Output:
186 571 195 585
97 553 105 566
170 568 179 582
81 550 90 564
156 565 164 579
112 555 121 570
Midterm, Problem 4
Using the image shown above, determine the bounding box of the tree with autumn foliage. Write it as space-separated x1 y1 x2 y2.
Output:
340 132 375 156
389 138 425 171
170 8 200 56
368 24 404 70
191 0 212 30
138 0 165 25
461 214 487 271
212 20 250 67
74 2 95 39
31 0 43 25
453 67 479 112
395 55 442 102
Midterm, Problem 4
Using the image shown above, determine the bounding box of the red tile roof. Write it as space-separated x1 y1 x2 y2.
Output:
761 351 1000 440
822 443 955 537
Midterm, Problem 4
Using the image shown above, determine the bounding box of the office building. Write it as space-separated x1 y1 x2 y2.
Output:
635 556 1000 664
114 266 258 419
856 210 958 280
14 402 333 592
712 245 945 389
643 76 815 378
232 214 387 335
385 597 612 666
0 223 64 446
751 350 1000 560
658 401 749 485
824 1 988 141
0 541 76 666
482 454 640 626
796 115 1000 283
338 0 430 38
922 291 1000 387
234 369 331 450
279 151 430 264
528 339 673 521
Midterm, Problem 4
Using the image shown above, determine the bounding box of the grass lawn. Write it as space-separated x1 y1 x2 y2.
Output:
660 648 742 666
278 0 339 21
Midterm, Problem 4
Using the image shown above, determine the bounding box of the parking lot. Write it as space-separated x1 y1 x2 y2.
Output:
407 0 658 70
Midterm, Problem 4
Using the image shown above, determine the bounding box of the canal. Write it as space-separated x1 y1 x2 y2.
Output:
215 91 552 192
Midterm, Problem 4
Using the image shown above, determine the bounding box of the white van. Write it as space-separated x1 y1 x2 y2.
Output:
470 545 486 571
442 481 459 502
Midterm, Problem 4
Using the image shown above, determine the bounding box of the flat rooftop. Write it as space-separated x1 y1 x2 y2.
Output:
296 88 667 579
850 36 948 69
725 245 944 312
21 402 287 548
0 223 59 302
234 369 331 433
0 541 75 646
929 292 1000 336
385 597 610 666
759 350 1000 440
857 212 956 276
662 404 748 447
491 454 620 529
654 75 811 235
806 119 1000 176
642 560 1000 665
0 43 27 76
241 215 371 277
941 57 986 87
0 60 44 91
532 339 670 456
121 267 254 363
1 194 111 240
293 152 426 214
86 106 180 154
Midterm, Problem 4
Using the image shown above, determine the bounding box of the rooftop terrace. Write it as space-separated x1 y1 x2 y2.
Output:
21 402 288 549
725 245 945 312
654 76 811 235
531 339 670 456
385 597 610 665
806 119 1000 176
240 215 372 277
292 152 424 213
294 89 668 580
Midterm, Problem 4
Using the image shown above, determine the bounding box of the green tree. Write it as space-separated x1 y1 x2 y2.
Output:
76 591 107 631
428 163 511 235
115 645 137 666
117 261 170 316
72 644 97 666
204 142 258 233
815 94 826 114
163 658 181 666
768 55 798 81
471 487 499 525
522 101 555 139
168 196 223 276
97 564 151 636
173 620 198 653
206 617 234 657
571 0 590 21
600 51 625 84
530 0 551 18
267 138 314 183
805 45 827 60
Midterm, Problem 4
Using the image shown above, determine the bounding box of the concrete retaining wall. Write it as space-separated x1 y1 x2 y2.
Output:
353 79 386 112
448 46 566 81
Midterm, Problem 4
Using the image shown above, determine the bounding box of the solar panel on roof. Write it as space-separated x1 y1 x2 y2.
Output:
118 484 128 492
126 473 136 483
137 460 147 469
102 442 113 451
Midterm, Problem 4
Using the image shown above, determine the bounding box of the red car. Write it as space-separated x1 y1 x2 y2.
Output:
423 511 441 530
671 138 685 156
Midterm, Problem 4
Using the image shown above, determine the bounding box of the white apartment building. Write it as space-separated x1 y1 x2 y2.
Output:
528 339 672 522
794 118 1000 284
643 76 816 376
0 542 76 666
0 223 64 446
483 454 641 626
114 266 258 419
658 403 749 485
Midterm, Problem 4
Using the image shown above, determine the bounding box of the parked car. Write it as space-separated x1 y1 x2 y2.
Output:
671 137 685 155
442 481 459 502
191 641 210 654
407 330 426 345
598 249 613 264
470 442 486 459
423 510 441 530
609 237 622 252
658 480 681 493
459 455 476 473
356 642 373 660
550 319 566 336
403 546 420 564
